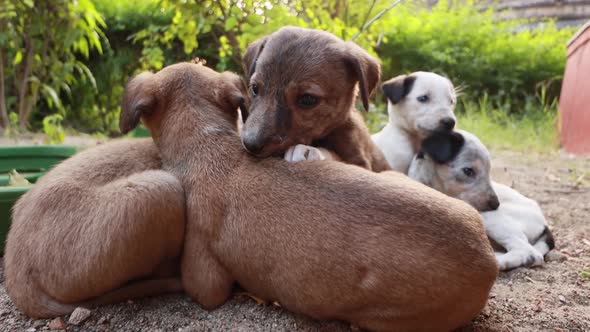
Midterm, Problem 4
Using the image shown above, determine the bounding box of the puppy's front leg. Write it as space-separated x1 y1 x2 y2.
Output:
181 233 233 309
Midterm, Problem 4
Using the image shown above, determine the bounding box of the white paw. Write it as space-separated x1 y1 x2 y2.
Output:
284 144 326 162
496 250 545 271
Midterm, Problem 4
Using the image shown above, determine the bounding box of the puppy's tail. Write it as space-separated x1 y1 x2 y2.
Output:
533 226 556 256
26 278 182 318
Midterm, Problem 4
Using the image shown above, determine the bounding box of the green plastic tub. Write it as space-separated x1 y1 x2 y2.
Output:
131 125 151 137
0 145 78 253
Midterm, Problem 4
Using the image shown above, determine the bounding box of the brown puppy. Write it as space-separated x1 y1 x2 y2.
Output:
240 26 390 172
121 62 498 332
4 139 185 318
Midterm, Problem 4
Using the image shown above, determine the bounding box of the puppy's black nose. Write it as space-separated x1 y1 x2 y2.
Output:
440 117 456 131
488 195 500 211
242 134 265 155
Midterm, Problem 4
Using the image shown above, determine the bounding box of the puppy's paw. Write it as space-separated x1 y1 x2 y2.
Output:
284 144 326 162
496 249 545 271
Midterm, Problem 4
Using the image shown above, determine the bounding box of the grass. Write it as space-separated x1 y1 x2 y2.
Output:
456 96 558 153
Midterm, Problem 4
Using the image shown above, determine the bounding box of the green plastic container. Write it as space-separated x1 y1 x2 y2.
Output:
131 125 151 138
0 185 32 252
0 145 78 253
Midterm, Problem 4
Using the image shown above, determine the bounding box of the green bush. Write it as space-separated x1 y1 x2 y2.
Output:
376 0 573 113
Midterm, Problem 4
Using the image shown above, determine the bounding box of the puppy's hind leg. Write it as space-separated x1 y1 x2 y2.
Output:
181 232 234 310
533 226 556 256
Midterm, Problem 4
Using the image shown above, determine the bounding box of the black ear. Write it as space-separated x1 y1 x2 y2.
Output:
421 132 465 164
343 42 381 111
242 36 268 79
381 74 416 104
120 72 156 134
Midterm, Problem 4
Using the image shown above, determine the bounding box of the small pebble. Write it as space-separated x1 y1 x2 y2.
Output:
558 295 567 304
48 317 66 330
33 320 45 328
25 328 36 332
545 250 567 262
97 316 108 324
68 307 92 326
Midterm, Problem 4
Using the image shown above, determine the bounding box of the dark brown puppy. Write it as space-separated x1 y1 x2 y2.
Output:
121 62 498 332
4 139 185 318
241 26 390 172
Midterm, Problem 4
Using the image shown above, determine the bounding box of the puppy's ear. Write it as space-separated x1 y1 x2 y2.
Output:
120 72 156 134
242 37 268 79
343 42 381 111
421 132 465 164
222 72 249 122
381 74 416 104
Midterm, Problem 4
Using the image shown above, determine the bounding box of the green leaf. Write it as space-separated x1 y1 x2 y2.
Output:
13 51 22 65
225 17 238 31
41 84 63 111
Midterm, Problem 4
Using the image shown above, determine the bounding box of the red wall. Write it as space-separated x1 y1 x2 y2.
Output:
559 22 590 155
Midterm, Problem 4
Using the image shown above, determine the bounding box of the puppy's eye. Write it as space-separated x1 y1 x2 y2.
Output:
250 83 259 96
462 167 476 177
417 95 429 103
297 94 319 109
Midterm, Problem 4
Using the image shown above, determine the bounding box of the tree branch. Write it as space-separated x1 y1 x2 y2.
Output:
351 0 404 41
0 49 8 129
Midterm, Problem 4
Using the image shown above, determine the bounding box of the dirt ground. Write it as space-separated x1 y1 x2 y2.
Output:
0 145 589 332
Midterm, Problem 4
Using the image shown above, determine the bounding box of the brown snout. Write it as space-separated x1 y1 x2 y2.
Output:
241 127 285 157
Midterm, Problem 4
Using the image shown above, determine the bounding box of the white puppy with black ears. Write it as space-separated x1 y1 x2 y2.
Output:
408 130 555 271
372 72 457 173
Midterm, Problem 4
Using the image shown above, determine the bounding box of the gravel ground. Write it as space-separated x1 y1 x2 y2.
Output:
0 147 589 332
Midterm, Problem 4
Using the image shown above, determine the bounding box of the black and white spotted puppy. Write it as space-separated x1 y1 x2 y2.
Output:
408 130 555 271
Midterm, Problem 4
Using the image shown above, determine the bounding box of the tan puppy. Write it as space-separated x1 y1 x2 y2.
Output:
241 26 390 172
120 62 498 332
4 139 185 318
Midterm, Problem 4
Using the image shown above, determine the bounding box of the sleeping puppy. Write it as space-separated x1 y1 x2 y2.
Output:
120 62 498 332
372 72 457 173
5 139 185 318
241 26 390 172
408 130 555 271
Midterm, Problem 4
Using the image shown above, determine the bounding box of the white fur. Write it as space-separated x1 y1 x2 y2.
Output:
483 182 551 271
372 72 457 173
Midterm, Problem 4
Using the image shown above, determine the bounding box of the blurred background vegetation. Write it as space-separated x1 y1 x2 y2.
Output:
0 0 578 151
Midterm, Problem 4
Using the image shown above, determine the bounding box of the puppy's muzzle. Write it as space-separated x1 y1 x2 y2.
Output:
439 117 456 131
242 131 266 155
241 130 284 157
484 194 500 211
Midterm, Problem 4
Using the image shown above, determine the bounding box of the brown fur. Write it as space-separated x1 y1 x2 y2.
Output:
4 139 186 318
240 26 390 172
121 62 498 332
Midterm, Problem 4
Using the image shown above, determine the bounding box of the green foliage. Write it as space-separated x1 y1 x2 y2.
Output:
0 0 575 147
42 114 66 144
132 0 400 72
0 0 105 129
376 0 573 112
